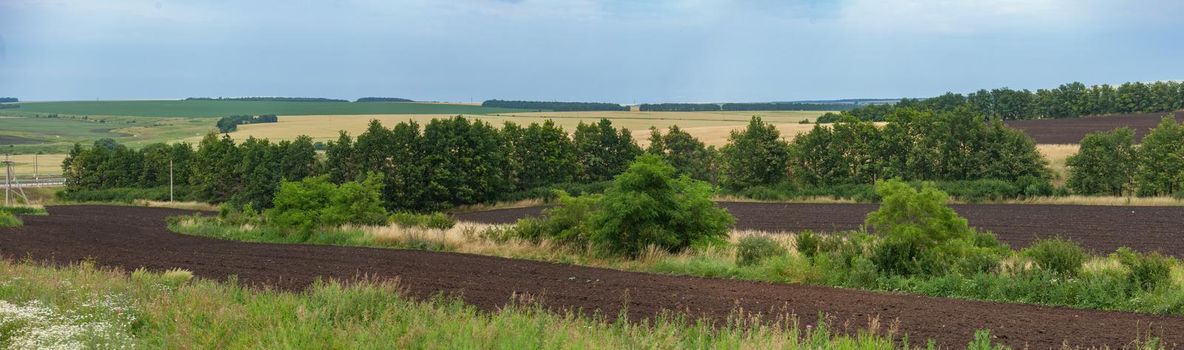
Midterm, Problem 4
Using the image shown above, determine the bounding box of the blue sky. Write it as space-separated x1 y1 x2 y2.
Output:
1 0 1182 103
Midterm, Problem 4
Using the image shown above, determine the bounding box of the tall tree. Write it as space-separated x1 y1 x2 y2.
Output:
721 117 790 189
1066 128 1137 195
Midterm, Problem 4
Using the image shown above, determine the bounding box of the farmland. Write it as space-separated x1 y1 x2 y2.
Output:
3 205 1182 347
8 100 528 118
222 111 826 146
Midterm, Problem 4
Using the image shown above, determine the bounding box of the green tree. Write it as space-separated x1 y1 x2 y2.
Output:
514 120 580 189
589 154 734 257
233 137 281 209
721 117 790 189
324 131 357 183
647 125 714 182
420 116 509 209
278 135 317 181
1066 128 1137 195
574 119 642 182
190 133 242 203
1135 117 1184 196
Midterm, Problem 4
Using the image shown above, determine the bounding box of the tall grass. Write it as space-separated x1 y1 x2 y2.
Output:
0 259 921 349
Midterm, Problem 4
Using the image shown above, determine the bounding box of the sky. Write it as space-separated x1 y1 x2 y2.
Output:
1 0 1182 103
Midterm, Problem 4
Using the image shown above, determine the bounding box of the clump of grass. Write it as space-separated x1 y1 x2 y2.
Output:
389 212 455 229
0 205 48 216
0 211 21 228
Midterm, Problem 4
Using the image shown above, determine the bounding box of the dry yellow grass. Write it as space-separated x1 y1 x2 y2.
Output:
215 111 828 146
2 153 67 178
1036 144 1079 185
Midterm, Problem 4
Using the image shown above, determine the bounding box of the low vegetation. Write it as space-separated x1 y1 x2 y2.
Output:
172 156 1184 317
215 114 277 133
0 259 934 349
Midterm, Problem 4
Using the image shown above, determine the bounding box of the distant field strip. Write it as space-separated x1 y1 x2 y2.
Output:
225 111 827 146
10 100 530 118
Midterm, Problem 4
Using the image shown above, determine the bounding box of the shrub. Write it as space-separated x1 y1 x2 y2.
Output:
865 179 980 276
0 211 21 228
390 212 455 230
1022 238 1087 277
589 154 734 257
1115 247 1173 292
795 231 820 258
267 174 388 231
735 236 786 266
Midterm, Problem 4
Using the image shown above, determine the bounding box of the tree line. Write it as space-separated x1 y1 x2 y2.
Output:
0 97 17 103
216 115 278 133
1066 117 1184 197
480 100 629 111
355 97 414 102
638 102 851 112
185 97 350 103
819 80 1184 122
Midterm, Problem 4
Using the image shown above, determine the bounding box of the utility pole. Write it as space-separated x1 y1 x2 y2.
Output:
169 158 175 202
33 154 39 181
4 153 9 206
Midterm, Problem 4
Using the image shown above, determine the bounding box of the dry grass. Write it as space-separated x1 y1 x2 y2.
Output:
1036 144 1079 185
132 200 220 211
713 195 860 204
2 153 67 178
991 195 1184 206
450 198 548 213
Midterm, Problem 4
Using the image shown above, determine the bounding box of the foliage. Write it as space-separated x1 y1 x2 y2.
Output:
1022 238 1087 277
1115 248 1174 292
390 212 456 230
735 236 786 266
794 231 821 258
647 125 717 182
354 97 413 102
865 180 1003 276
721 117 791 189
511 192 600 245
420 116 511 210
0 211 21 228
215 114 277 133
589 155 734 256
1135 117 1184 196
793 110 1050 187
1066 128 1138 195
825 80 1184 121
504 120 581 190
573 119 642 182
56 186 196 203
266 174 387 231
480 100 627 111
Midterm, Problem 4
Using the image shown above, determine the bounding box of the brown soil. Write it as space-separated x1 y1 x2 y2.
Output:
1005 111 1184 144
457 202 1184 257
2 205 1183 347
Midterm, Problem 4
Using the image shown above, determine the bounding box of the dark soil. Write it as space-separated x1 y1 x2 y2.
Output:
1005 111 1184 144
2 205 1183 348
457 202 1184 257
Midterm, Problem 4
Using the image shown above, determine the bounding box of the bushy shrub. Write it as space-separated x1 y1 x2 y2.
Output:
0 211 21 228
1115 247 1173 291
267 174 388 231
0 206 47 216
735 236 786 266
390 212 455 230
865 179 986 276
1022 238 1087 277
509 191 599 245
795 231 820 258
590 155 734 256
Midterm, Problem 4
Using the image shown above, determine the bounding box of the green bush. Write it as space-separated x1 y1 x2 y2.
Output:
267 174 388 231
390 212 455 230
735 236 786 266
0 206 47 216
1022 238 1087 276
589 154 734 257
795 231 820 258
508 191 599 245
0 211 21 228
1115 247 1173 292
865 179 981 276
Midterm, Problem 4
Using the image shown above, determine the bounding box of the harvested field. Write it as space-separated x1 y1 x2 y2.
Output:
1 206 1183 347
1005 111 1184 144
456 202 1184 257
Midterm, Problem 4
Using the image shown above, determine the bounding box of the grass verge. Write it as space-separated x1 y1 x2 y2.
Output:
0 259 924 349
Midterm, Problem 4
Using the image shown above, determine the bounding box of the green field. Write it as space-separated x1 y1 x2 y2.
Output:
10 100 529 118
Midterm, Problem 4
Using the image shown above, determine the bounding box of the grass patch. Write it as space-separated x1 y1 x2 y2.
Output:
0 259 923 349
